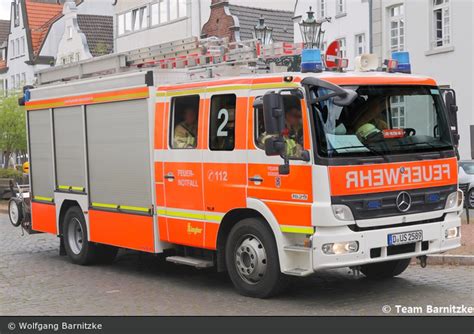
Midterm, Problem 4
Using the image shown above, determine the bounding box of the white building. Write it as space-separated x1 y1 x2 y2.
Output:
372 0 474 159
113 0 211 53
0 0 114 93
294 0 371 69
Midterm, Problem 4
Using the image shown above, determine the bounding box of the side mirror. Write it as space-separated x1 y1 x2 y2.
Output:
262 92 285 135
301 77 358 107
442 89 459 146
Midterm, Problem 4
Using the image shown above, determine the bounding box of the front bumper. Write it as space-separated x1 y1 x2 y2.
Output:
311 212 461 270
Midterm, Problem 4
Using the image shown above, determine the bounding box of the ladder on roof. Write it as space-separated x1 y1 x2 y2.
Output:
36 37 303 85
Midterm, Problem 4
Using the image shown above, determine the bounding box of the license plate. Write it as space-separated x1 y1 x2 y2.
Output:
388 230 423 246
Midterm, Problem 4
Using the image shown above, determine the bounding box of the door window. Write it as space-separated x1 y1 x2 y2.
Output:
170 95 200 149
209 94 236 151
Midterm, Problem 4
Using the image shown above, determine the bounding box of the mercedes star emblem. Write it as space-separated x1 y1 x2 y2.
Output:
396 191 412 212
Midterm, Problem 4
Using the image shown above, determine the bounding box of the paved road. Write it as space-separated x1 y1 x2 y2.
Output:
0 214 472 316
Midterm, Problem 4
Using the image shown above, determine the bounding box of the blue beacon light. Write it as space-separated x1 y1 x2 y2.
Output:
301 48 323 73
391 51 411 74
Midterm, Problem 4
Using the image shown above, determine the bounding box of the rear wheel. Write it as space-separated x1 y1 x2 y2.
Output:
63 207 97 265
62 207 118 265
225 218 287 298
361 258 411 279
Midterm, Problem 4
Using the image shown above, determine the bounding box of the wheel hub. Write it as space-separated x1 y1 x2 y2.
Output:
235 235 267 284
9 201 19 224
68 218 84 255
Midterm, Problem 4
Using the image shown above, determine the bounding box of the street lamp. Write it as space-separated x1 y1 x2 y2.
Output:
254 15 273 45
299 6 330 49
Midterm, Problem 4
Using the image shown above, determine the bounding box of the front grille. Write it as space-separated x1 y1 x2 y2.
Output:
333 185 456 220
348 215 445 232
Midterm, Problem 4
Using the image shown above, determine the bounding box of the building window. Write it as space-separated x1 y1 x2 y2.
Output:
355 33 366 55
14 1 20 26
15 39 20 57
10 75 15 90
318 0 326 18
336 0 346 16
67 26 73 39
432 0 450 48
389 4 405 52
390 96 405 128
132 6 148 31
10 41 14 58
178 0 187 17
21 73 26 85
337 38 346 58
209 94 236 151
160 0 169 24
151 3 159 25
20 36 25 55
125 11 132 33
118 14 125 35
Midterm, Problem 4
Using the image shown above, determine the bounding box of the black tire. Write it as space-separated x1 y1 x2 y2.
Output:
62 206 98 265
361 258 411 280
468 189 474 209
225 218 288 298
8 198 23 227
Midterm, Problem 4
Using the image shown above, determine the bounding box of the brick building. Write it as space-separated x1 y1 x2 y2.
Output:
201 0 294 43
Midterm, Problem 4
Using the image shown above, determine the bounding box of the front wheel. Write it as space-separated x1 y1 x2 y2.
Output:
225 218 287 298
361 258 411 280
468 189 474 209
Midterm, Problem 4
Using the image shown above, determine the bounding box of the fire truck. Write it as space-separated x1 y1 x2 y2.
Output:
9 37 463 298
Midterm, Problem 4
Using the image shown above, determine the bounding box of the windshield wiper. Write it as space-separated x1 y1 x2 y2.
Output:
328 145 389 162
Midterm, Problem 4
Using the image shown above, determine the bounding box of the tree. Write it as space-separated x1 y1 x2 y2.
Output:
0 94 27 168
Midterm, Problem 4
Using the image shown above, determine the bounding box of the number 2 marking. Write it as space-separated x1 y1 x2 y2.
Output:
217 109 229 137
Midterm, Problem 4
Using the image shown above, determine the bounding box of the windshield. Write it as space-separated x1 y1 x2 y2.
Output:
460 162 474 175
310 85 453 158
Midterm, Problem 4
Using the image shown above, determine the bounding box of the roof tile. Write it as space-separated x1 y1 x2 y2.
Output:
25 0 63 56
228 5 294 43
76 14 113 57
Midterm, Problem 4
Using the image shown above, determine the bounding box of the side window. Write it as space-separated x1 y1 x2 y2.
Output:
254 95 304 155
170 95 200 149
254 101 265 149
209 94 236 151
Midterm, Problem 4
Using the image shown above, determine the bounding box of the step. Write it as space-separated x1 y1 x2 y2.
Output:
165 256 214 269
284 268 313 277
284 245 312 253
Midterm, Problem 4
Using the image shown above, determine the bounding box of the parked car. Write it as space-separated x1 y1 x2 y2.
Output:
459 160 474 208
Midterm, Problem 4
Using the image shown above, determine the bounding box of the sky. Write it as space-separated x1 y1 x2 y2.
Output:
0 0 10 20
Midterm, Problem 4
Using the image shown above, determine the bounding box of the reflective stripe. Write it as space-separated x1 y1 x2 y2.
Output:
58 185 85 192
34 196 54 202
91 202 151 213
156 82 300 97
92 202 119 209
157 207 224 223
120 205 151 213
280 225 314 234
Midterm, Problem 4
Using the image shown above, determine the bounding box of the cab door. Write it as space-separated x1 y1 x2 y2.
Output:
202 93 248 249
247 91 314 232
162 94 206 247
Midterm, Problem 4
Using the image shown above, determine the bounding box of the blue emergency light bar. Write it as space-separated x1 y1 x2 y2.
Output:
301 49 323 73
391 51 411 74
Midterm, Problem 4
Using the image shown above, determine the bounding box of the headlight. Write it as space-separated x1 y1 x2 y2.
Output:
322 241 359 255
445 191 463 210
332 205 354 221
445 227 460 239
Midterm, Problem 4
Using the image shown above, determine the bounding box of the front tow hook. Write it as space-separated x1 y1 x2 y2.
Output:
417 255 428 268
